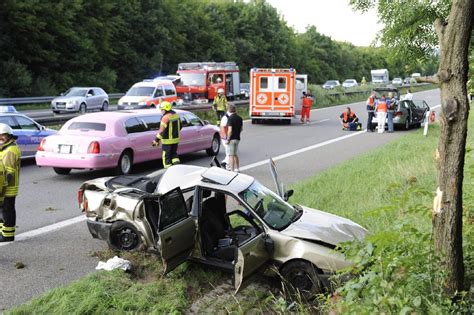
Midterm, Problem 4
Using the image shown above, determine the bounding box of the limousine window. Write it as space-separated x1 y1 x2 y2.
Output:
125 118 147 134
141 115 162 131
68 122 106 131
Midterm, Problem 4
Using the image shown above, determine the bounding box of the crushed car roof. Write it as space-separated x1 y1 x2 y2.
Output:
156 165 254 195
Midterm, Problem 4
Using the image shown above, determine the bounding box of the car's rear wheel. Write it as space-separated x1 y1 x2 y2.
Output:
206 134 220 156
150 104 155 109
109 222 141 251
53 167 71 175
79 103 87 114
115 150 133 175
280 260 323 297
101 101 109 111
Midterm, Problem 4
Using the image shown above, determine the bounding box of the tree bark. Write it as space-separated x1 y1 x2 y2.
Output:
432 0 473 295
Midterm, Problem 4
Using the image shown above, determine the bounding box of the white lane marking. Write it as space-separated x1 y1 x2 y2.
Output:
0 215 86 247
241 129 365 171
5 104 442 244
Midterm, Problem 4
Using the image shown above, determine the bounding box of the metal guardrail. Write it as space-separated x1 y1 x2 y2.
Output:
0 93 125 105
34 100 249 125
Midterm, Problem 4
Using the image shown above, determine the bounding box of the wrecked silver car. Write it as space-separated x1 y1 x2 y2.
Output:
78 159 367 294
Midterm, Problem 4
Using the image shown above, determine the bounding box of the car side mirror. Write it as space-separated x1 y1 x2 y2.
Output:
87 93 93 97
40 125 46 130
203 120 209 125
284 189 294 201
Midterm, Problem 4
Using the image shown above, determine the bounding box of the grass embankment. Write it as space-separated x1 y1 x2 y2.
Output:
9 114 471 314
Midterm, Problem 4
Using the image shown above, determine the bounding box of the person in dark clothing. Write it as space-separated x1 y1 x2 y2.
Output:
225 104 243 172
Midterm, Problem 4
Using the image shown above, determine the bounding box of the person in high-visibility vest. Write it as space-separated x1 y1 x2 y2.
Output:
213 88 228 123
339 107 361 131
387 92 396 133
375 94 388 133
152 101 181 168
300 90 314 124
0 123 21 242
366 90 376 132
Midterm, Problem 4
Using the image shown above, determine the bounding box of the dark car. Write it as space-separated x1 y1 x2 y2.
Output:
370 88 430 130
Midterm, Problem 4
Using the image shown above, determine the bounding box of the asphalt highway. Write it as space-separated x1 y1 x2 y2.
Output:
0 89 441 310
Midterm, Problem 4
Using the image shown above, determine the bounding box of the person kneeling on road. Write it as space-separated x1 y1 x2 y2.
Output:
340 107 362 131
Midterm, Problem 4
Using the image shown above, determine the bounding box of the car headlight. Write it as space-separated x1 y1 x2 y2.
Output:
118 100 123 105
67 100 78 105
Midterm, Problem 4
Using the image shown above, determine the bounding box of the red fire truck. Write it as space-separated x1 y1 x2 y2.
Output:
175 62 241 103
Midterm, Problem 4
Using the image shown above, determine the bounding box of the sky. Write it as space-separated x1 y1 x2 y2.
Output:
265 0 383 47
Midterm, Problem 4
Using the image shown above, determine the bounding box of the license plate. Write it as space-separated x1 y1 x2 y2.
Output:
57 105 65 109
125 106 134 109
59 144 72 154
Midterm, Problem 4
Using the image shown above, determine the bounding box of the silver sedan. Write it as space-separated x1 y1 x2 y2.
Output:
51 87 109 114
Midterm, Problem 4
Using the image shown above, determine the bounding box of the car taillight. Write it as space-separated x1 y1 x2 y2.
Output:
395 111 403 117
78 190 89 213
87 141 100 154
38 138 46 151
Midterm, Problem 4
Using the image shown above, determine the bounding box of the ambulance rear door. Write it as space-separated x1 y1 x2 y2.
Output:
250 69 295 119
295 74 308 115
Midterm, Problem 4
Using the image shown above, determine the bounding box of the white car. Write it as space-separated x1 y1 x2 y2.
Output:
392 78 403 85
342 79 358 88
322 80 341 90
79 159 367 294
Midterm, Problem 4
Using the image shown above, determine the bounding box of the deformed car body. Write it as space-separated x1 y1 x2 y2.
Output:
79 159 367 293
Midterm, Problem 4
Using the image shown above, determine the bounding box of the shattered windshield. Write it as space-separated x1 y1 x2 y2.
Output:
239 180 297 230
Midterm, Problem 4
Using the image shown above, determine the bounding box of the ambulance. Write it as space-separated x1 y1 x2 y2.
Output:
249 68 307 124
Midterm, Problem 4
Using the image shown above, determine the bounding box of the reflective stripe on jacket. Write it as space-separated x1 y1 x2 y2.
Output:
0 139 21 197
342 112 357 123
157 112 181 145
366 96 375 111
302 96 312 108
213 95 228 111
376 100 388 112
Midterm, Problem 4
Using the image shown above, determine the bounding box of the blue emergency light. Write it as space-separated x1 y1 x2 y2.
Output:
0 105 17 113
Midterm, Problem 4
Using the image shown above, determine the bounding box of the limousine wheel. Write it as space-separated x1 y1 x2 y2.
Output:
116 150 133 175
53 167 71 175
206 134 220 156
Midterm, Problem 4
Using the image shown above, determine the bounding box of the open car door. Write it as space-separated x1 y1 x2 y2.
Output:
157 187 196 274
269 158 284 198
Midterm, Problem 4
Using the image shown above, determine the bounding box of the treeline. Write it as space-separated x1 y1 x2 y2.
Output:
0 0 437 97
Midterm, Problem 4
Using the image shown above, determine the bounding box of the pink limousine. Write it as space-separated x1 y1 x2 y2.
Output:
35 109 220 175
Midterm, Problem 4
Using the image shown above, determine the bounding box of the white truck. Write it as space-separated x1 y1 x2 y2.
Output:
371 69 389 84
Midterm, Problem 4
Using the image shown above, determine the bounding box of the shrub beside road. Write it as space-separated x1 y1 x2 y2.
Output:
8 104 472 314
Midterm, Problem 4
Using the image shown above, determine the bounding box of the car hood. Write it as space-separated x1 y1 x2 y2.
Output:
119 96 150 103
281 206 367 246
53 96 84 102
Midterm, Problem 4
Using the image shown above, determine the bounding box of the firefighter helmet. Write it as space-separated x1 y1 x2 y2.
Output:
159 101 172 111
217 88 224 94
0 123 13 135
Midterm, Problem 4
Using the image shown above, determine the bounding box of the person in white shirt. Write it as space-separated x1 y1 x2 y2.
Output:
219 112 231 170
402 88 413 101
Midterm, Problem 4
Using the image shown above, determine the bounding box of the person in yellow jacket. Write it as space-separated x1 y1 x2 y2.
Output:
0 123 21 242
152 101 181 168
212 88 228 123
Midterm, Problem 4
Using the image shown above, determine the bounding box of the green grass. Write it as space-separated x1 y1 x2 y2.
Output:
9 105 471 314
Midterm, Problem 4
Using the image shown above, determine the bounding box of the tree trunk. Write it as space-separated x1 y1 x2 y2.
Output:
432 0 473 295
